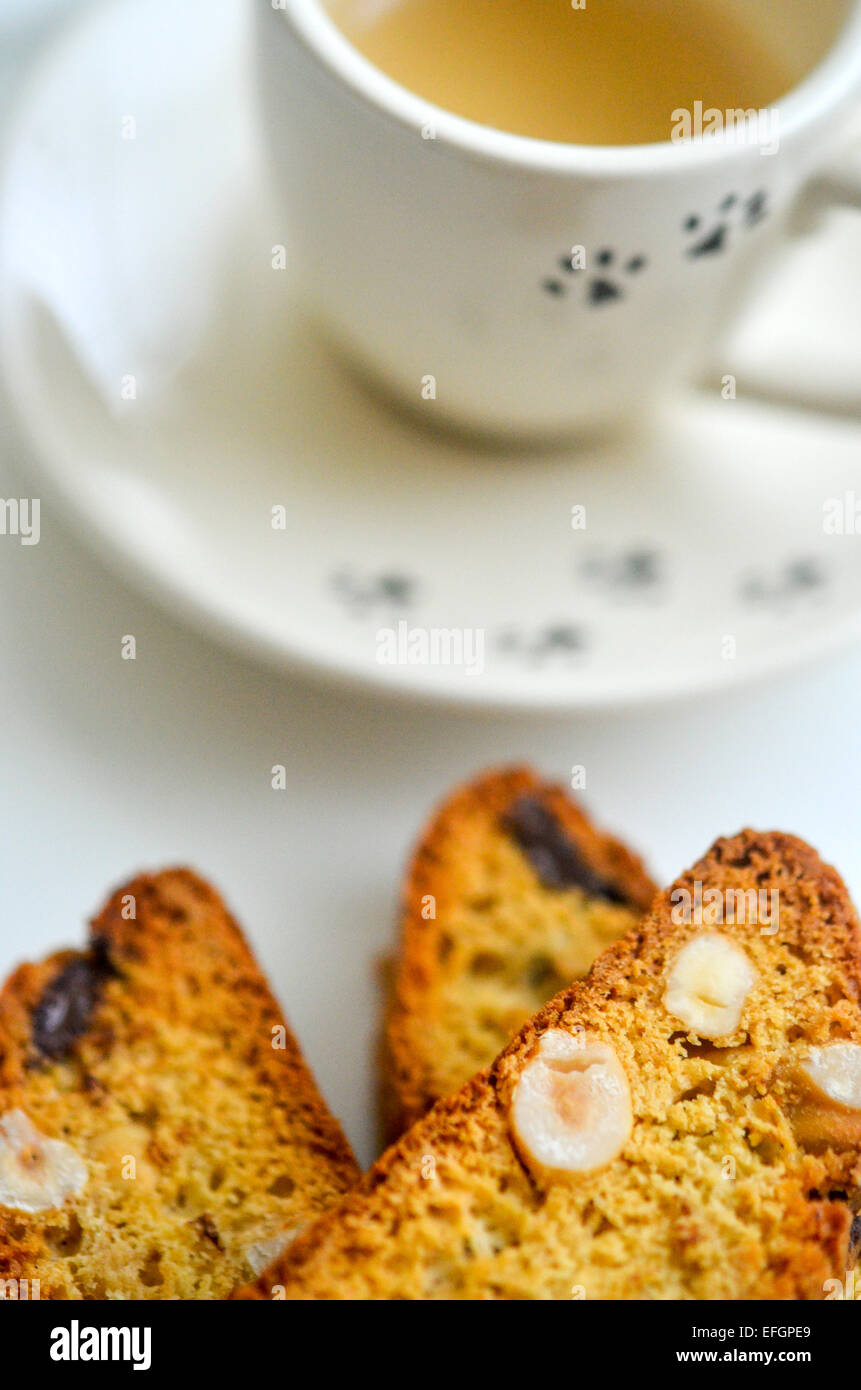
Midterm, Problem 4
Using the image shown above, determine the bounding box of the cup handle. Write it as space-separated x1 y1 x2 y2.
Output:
705 141 861 417
789 159 861 234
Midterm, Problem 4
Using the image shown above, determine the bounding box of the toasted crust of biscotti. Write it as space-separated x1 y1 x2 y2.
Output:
239 831 861 1301
0 869 358 1299
384 766 657 1135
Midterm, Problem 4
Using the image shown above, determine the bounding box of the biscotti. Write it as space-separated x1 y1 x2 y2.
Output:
0 869 358 1299
240 831 861 1300
384 766 656 1135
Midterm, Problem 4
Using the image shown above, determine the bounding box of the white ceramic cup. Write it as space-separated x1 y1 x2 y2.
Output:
258 0 861 438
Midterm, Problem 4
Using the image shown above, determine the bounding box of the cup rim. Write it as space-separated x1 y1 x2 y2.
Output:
276 0 861 172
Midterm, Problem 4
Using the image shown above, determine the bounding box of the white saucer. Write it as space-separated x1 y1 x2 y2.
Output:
3 0 861 712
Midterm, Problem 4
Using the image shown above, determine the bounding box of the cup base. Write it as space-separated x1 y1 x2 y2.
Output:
312 316 652 454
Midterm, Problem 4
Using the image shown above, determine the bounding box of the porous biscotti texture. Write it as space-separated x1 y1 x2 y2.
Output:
384 766 656 1135
240 831 861 1300
0 869 358 1299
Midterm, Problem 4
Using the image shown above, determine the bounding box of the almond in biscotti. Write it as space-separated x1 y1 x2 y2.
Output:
0 1110 87 1212
663 932 757 1039
510 1030 633 1179
784 1042 861 1153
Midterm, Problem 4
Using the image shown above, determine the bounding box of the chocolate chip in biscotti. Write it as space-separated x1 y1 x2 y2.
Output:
850 1214 861 1265
193 1213 223 1251
503 795 628 902
32 954 108 1060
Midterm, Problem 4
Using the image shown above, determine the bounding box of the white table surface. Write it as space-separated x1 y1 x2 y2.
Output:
1 3 860 1171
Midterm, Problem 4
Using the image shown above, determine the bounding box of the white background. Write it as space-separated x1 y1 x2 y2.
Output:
0 1 859 1170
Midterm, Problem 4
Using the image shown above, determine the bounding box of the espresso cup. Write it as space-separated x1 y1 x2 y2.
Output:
258 0 861 438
